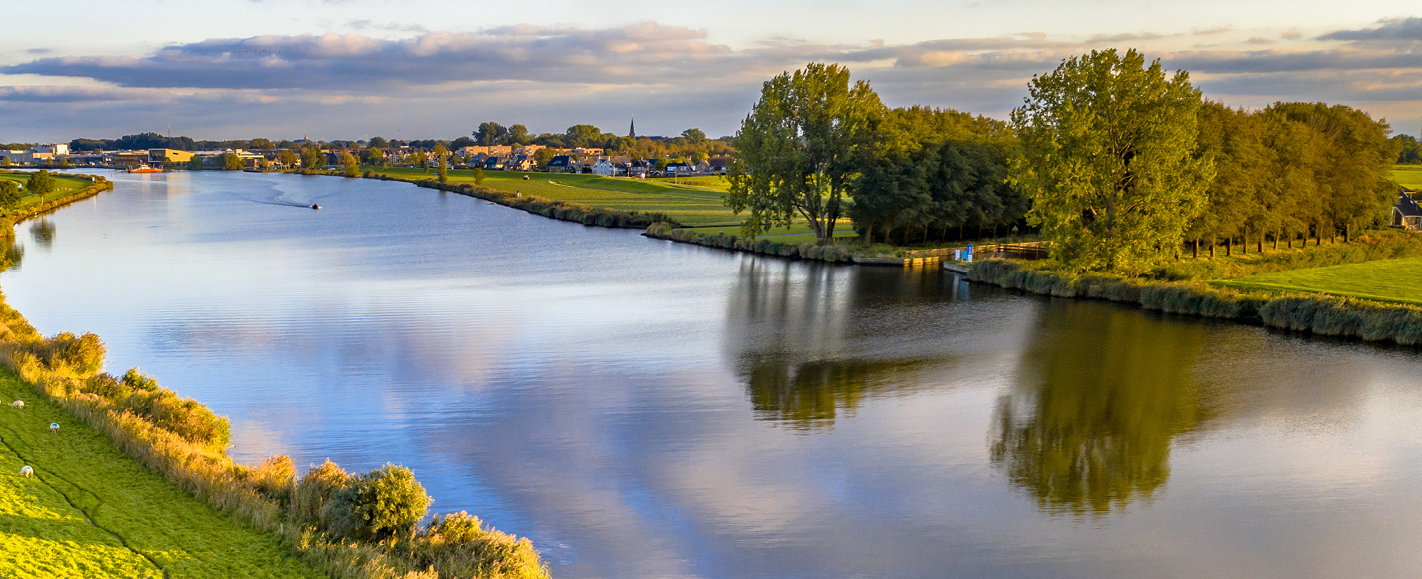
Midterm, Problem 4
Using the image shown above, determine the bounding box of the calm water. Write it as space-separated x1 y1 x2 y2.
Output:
6 171 1422 578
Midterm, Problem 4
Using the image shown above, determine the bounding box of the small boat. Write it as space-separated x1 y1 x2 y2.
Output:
128 163 164 174
311 204 321 210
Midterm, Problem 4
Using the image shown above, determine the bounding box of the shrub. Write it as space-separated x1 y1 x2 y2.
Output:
41 331 106 373
323 463 431 542
122 389 232 448
402 512 549 579
293 459 351 522
121 367 160 392
249 455 296 504
81 372 129 401
0 180 20 210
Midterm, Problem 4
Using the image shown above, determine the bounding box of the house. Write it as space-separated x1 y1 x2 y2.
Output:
591 156 631 176
708 157 732 174
459 145 512 157
507 155 537 171
1394 189 1422 232
664 161 693 176
149 148 195 164
545 155 580 173
483 156 505 170
628 159 653 178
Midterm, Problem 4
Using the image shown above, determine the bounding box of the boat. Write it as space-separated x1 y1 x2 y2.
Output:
128 163 164 174
311 204 321 210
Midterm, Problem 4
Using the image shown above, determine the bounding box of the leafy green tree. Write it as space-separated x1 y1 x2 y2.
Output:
249 138 273 149
533 148 555 169
338 152 359 177
475 122 508 146
728 62 885 242
508 124 529 145
1011 49 1214 273
368 136 390 149
276 150 297 169
187 156 204 171
1188 101 1268 256
221 152 243 171
0 180 20 211
473 168 485 185
434 145 449 182
300 147 326 171
681 128 707 143
26 170 55 196
1396 134 1422 164
564 124 603 148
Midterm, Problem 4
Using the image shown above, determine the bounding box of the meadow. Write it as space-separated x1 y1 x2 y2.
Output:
1213 256 1422 306
0 173 93 208
0 368 321 579
1393 164 1422 190
366 167 739 226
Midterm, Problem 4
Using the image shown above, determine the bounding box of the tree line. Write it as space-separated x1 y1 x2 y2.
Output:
729 54 1404 274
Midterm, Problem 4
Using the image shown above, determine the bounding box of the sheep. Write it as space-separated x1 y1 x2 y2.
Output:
19 466 32 478
49 423 59 433
9 400 21 409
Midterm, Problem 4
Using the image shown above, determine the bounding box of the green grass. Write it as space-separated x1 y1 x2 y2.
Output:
1213 256 1422 306
0 368 321 579
1394 164 1422 190
0 174 93 211
366 167 738 226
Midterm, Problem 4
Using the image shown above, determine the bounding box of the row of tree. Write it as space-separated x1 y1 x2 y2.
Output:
729 54 1403 274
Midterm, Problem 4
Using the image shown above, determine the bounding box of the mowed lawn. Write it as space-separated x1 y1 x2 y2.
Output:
1214 256 1422 305
1394 165 1422 190
365 167 739 225
0 173 95 210
0 369 321 579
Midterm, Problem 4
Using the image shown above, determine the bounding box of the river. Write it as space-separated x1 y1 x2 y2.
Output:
5 170 1422 578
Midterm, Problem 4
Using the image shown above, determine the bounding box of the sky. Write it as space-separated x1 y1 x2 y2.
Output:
2 0 1421 142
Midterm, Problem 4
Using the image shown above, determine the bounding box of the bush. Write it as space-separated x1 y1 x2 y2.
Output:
122 389 232 448
322 463 431 542
121 367 160 392
41 331 106 373
249 455 296 504
402 512 549 579
293 459 351 522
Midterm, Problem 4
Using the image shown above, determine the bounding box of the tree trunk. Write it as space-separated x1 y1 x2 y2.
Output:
1241 231 1247 255
1209 237 1216 259
1192 238 1199 259
1345 223 1351 243
1226 237 1231 257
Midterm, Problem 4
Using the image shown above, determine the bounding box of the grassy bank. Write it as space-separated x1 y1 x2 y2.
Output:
0 283 547 578
968 259 1422 346
0 365 321 578
363 167 736 226
643 222 897 263
1214 257 1422 306
0 171 113 227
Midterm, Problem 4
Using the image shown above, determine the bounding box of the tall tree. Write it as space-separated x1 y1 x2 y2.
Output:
300 146 325 171
728 62 885 242
507 124 529 145
1011 49 1214 273
26 170 55 195
0 181 20 211
474 122 508 146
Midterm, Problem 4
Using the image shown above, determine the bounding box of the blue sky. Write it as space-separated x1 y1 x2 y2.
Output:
2 0 1420 142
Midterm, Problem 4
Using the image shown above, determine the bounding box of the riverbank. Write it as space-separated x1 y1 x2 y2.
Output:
0 285 548 578
968 258 1422 346
0 171 113 227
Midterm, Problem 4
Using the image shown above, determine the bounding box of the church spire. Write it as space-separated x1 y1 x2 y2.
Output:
629 116 636 138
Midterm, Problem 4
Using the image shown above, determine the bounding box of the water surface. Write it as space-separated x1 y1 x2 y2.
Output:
6 170 1422 578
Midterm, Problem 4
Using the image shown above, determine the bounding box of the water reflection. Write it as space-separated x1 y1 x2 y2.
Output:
29 219 54 250
724 260 971 430
991 301 1210 515
0 234 23 272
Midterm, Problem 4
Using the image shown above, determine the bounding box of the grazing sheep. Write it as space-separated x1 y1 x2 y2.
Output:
49 423 59 433
19 466 32 478
9 400 21 409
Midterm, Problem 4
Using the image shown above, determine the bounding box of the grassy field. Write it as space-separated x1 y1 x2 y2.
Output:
0 173 94 211
1213 256 1422 305
0 368 320 579
1394 164 1422 190
367 167 739 226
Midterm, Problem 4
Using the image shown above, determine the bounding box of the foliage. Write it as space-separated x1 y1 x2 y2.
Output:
320 464 431 543
38 331 105 374
473 168 485 185
277 150 298 168
338 152 360 177
399 512 548 579
187 155 204 170
26 170 56 196
0 180 19 211
300 146 325 171
1011 49 1214 273
850 105 1026 244
728 62 885 242
221 152 243 171
1395 134 1421 164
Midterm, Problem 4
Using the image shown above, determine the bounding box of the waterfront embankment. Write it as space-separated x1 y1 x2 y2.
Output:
0 170 113 227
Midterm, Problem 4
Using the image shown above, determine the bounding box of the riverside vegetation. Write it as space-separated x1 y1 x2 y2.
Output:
0 289 548 577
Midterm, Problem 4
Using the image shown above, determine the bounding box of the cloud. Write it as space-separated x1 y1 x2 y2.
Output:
1319 17 1422 42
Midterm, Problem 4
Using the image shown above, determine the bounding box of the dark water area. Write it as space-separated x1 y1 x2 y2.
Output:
6 170 1422 578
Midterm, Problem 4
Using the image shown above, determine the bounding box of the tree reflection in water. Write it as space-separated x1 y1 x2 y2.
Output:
724 259 965 431
992 301 1210 515
29 219 55 250
0 234 23 272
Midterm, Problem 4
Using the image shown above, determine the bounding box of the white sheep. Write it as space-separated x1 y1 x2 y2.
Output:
9 400 21 409
19 466 32 478
49 423 59 433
